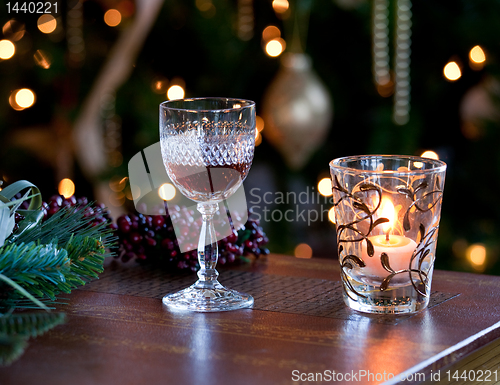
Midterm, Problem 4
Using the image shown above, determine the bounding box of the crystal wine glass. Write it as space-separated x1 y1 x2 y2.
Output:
159 98 256 312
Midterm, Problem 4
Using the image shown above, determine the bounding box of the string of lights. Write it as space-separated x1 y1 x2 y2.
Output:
393 0 412 125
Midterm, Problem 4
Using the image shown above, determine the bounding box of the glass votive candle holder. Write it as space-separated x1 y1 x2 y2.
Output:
329 155 447 314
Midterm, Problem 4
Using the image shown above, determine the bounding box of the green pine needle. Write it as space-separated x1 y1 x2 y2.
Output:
0 203 116 312
0 274 49 311
0 236 109 311
0 242 70 307
13 204 116 252
64 234 107 285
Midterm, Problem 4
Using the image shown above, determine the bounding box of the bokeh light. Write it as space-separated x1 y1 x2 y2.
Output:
255 131 262 146
158 183 176 201
469 45 486 70
34 49 51 69
420 150 439 160
262 26 281 42
15 89 36 108
294 243 313 259
2 20 25 41
109 176 127 192
152 77 169 94
0 40 15 60
272 0 289 14
328 207 336 224
461 121 483 141
9 92 23 111
104 9 122 27
469 45 486 64
58 178 75 198
318 178 333 197
265 38 285 57
466 244 487 272
443 61 461 81
196 0 212 11
196 0 216 18
256 115 265 132
167 85 185 100
37 15 57 34
377 80 394 98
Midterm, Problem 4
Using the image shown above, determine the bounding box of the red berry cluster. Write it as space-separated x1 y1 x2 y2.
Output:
115 210 269 272
15 192 270 272
41 195 114 228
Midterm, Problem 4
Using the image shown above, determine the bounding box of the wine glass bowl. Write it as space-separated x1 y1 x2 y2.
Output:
162 129 254 203
160 98 256 312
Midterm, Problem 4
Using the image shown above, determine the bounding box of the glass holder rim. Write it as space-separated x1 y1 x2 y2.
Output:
329 154 447 175
160 97 256 113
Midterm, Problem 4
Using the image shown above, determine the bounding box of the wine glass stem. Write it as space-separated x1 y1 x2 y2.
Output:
196 202 219 288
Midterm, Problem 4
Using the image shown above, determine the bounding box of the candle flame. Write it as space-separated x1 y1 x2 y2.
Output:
381 197 395 233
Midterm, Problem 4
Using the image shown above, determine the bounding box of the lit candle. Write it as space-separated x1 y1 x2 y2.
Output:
360 197 417 278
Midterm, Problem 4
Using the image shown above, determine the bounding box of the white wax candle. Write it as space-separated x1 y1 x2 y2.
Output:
360 234 417 277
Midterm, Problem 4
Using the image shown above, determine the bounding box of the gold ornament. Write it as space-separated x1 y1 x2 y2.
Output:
261 53 333 170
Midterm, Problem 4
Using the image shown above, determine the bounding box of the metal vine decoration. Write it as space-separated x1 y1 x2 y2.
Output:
332 174 444 301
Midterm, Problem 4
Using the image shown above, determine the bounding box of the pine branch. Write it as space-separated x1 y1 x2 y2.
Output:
0 183 114 365
0 236 108 311
0 242 71 304
0 274 49 311
63 235 107 285
13 204 116 253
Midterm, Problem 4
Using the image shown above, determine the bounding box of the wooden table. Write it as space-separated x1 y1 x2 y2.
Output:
2 254 500 385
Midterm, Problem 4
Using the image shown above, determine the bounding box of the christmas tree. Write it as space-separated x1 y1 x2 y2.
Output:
1 0 500 274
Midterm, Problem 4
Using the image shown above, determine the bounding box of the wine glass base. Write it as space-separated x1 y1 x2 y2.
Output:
162 281 254 312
